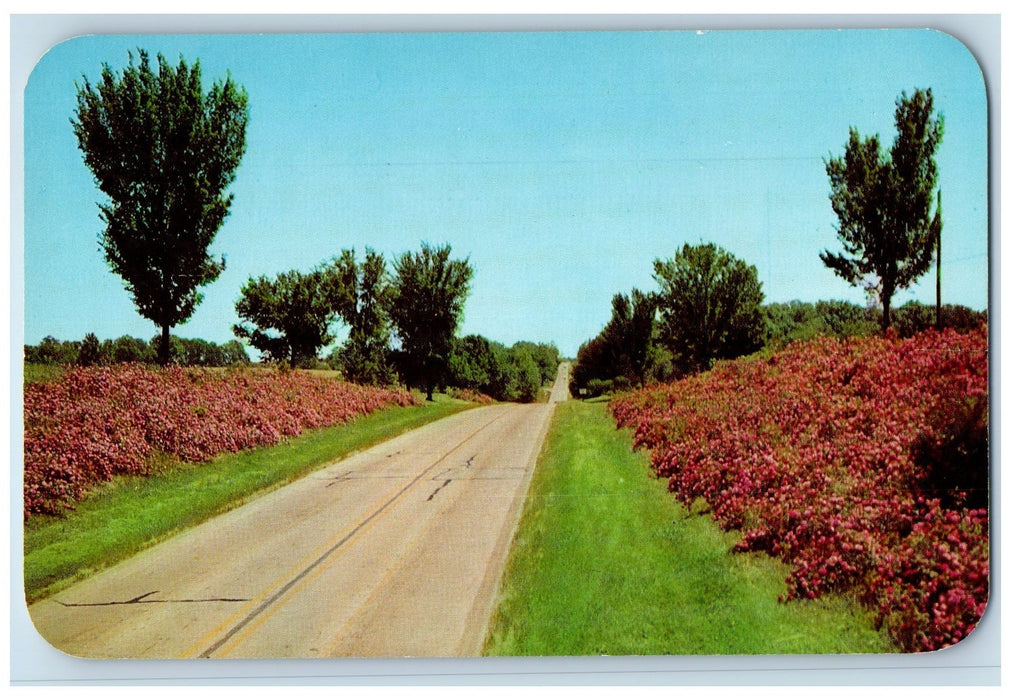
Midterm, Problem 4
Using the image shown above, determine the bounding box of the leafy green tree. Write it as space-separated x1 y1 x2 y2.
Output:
821 88 943 331
448 335 496 392
815 300 879 338
486 342 520 401
654 243 765 375
220 339 251 366
332 249 396 385
568 335 606 398
763 300 877 347
167 337 226 366
763 301 818 346
892 301 986 339
601 289 657 386
569 288 663 398
107 335 154 364
511 341 561 386
449 339 553 403
190 339 226 366
77 333 103 366
26 336 79 365
510 346 543 403
389 243 473 400
72 49 248 364
149 334 186 364
233 262 350 367
97 339 115 364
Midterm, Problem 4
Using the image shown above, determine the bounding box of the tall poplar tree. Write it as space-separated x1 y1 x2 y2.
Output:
389 243 473 400
72 49 248 364
333 248 397 385
821 88 943 331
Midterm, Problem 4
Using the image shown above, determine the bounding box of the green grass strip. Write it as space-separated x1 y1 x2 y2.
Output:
483 400 896 655
23 395 473 603
22 363 66 385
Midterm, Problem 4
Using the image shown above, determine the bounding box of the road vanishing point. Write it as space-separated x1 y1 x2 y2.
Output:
28 363 571 658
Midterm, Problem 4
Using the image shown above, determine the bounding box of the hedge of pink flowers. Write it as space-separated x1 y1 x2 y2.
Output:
24 365 420 518
448 387 495 404
610 326 988 652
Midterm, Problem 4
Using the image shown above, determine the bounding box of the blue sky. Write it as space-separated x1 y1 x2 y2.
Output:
21 28 988 358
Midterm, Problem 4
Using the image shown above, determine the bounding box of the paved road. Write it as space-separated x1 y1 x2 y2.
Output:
28 363 570 658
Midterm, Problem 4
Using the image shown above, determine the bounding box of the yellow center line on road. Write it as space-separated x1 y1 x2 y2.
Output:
208 472 426 658
320 452 488 656
179 484 396 659
189 407 508 659
223 457 464 659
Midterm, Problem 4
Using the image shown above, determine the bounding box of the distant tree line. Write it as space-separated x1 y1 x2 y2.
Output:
25 334 251 367
231 242 558 402
570 241 765 398
764 299 985 347
570 241 986 399
443 337 560 403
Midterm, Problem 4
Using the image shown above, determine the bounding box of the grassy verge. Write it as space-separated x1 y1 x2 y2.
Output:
22 363 66 385
483 400 896 655
23 394 473 603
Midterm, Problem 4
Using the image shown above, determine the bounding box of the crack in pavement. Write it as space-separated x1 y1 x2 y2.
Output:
323 470 353 487
426 478 453 502
58 591 249 607
430 456 476 482
321 472 412 484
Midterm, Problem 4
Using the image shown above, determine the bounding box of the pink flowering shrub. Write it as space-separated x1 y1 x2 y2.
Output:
610 326 988 652
448 387 495 404
24 365 420 518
